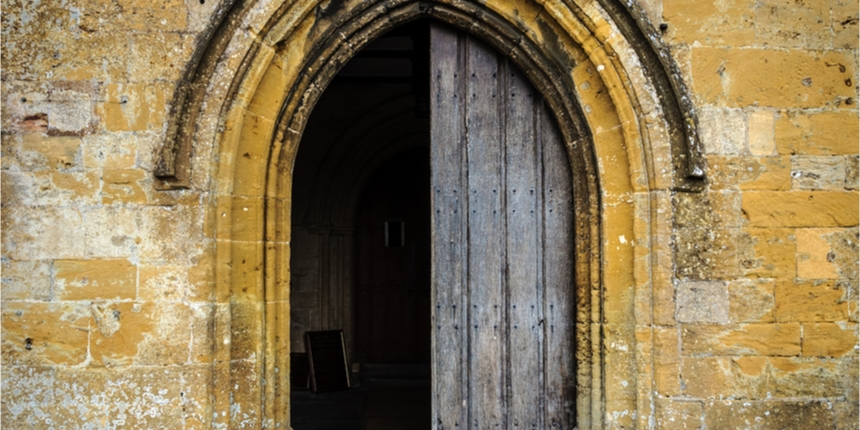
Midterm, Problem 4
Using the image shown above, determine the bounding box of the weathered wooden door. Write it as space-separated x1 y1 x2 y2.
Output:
430 24 576 429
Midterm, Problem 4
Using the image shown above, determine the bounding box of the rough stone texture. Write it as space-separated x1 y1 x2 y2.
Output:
747 109 776 156
792 155 847 190
774 279 848 322
704 400 834 429
682 324 801 356
728 278 775 323
0 0 857 427
846 155 860 190
698 106 746 154
676 281 729 323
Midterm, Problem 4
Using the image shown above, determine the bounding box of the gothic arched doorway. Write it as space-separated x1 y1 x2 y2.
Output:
289 21 576 429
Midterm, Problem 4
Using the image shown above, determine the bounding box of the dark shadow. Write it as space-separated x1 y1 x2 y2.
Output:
290 19 432 430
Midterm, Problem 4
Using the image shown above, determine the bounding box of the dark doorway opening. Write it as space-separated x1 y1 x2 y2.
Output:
290 19 432 430
354 147 431 365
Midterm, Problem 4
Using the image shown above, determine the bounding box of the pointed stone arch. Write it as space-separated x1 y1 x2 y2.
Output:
155 0 706 427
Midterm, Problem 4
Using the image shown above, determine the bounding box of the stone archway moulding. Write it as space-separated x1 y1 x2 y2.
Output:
154 0 706 428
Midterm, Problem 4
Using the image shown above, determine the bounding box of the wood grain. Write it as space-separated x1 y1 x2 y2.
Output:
431 22 575 429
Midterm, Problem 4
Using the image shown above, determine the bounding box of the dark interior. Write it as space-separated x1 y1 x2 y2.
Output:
290 20 432 430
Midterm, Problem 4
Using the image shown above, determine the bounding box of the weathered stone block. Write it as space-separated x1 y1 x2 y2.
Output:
229 358 263 426
1 1 137 79
654 398 703 429
674 192 712 228
774 279 847 322
847 155 859 190
775 110 860 155
80 132 133 170
681 357 732 399
190 303 214 364
791 155 847 190
742 191 859 227
44 84 98 135
1 81 51 133
832 0 860 49
82 206 140 259
675 227 740 280
747 109 775 156
728 278 775 323
682 323 801 356
0 259 53 301
137 205 205 262
653 192 677 326
841 356 860 403
797 227 859 280
733 356 770 397
835 399 860 430
681 356 767 398
1 302 90 365
101 169 148 204
53 366 198 428
663 0 754 46
797 228 842 279
231 196 266 242
129 32 194 82
738 228 796 279
78 0 189 32
54 259 136 301
2 205 87 260
827 228 860 280
1 365 55 428
692 48 856 108
231 240 265 301
2 134 82 172
98 83 169 132
90 301 192 366
707 156 791 190
754 0 831 48
682 356 846 399
704 400 834 429
230 300 263 361
653 328 681 396
139 263 191 302
1 81 96 135
768 357 845 398
232 111 276 197
186 241 216 302
3 170 101 206
697 107 745 154
676 281 729 323
802 323 858 357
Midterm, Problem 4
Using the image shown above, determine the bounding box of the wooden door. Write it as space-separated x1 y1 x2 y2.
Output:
430 24 576 429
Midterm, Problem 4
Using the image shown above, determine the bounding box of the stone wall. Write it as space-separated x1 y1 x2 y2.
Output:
657 1 859 427
1 0 218 428
1 0 857 428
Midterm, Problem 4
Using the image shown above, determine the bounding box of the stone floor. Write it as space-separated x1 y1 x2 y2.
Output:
291 364 431 430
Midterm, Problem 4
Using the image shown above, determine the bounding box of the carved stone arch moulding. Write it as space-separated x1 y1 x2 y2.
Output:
157 0 704 191
167 0 705 428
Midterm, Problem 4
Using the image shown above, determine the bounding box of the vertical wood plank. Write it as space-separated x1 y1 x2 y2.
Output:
465 34 506 430
540 102 576 429
432 23 576 430
504 60 544 430
431 22 468 430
